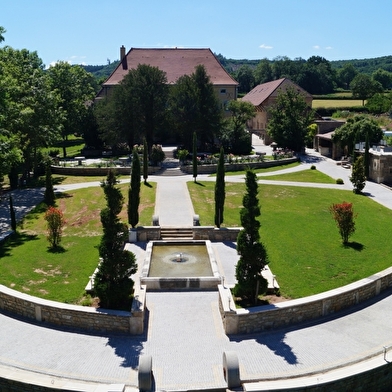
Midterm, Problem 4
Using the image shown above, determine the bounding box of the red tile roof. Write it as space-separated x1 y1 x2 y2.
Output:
103 48 238 86
242 78 312 106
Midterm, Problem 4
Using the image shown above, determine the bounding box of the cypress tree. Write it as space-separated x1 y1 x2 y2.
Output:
143 138 148 184
234 169 269 305
192 132 197 183
44 164 55 206
214 147 225 228
9 195 16 231
364 132 370 179
350 155 366 194
128 148 141 228
95 169 138 309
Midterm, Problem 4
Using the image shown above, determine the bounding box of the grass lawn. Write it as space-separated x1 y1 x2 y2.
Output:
260 168 337 183
188 181 392 299
0 181 156 304
312 99 364 108
223 162 300 176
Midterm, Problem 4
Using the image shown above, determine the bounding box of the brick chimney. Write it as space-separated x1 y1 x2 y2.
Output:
120 45 127 70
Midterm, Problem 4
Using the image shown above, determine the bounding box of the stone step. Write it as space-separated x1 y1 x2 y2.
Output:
158 167 186 176
160 228 193 240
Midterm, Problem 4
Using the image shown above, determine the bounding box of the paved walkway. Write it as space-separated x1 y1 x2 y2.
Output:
1 140 392 390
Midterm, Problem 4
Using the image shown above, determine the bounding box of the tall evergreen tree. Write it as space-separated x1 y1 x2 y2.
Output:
95 170 137 309
44 163 55 206
192 132 198 183
9 195 16 231
143 138 148 184
350 155 366 194
214 147 225 228
364 132 370 179
234 170 268 304
128 148 141 228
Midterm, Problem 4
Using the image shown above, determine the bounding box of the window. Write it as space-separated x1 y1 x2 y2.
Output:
220 88 226 94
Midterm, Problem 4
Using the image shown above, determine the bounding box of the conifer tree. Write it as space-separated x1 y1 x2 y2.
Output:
234 169 268 304
143 138 148 184
128 148 141 228
192 132 198 183
95 170 137 309
350 155 366 194
9 195 16 231
214 147 225 228
44 164 55 206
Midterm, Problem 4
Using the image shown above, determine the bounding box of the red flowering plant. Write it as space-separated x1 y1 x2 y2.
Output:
44 207 65 248
329 202 357 244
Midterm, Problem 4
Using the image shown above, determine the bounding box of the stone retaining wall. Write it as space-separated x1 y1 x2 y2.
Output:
0 283 146 335
51 165 160 176
134 226 241 242
181 157 298 174
220 265 392 335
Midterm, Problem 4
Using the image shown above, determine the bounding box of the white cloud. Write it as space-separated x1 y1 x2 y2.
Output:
259 44 273 50
313 45 320 50
325 46 333 50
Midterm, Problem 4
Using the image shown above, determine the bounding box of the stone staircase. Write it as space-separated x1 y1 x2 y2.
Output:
160 227 193 240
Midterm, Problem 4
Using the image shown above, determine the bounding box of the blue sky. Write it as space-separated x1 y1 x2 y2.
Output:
2 0 392 68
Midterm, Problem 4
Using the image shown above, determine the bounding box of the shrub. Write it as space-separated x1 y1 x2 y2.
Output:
45 207 65 248
150 144 165 165
329 202 356 244
310 165 316 170
336 178 344 184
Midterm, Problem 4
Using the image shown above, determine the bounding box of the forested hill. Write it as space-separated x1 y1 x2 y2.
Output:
82 54 392 79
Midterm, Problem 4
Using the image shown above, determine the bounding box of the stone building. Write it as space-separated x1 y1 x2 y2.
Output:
96 46 238 112
242 78 313 144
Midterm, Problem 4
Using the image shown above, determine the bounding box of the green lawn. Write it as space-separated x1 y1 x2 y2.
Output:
2 168 392 303
260 168 337 183
0 181 156 304
312 99 364 108
223 162 300 176
188 181 392 298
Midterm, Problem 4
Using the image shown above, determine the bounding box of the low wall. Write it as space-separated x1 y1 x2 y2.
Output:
181 157 298 174
134 226 241 242
220 265 392 335
51 165 160 176
0 283 146 335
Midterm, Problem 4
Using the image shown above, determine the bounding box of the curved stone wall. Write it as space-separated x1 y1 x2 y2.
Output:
0 283 146 335
220 265 392 335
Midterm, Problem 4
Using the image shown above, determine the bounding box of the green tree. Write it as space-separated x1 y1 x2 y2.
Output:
254 58 273 84
0 47 62 178
95 170 137 309
47 62 96 158
9 195 16 231
372 68 392 90
0 26 6 43
234 170 268 305
337 63 358 90
128 148 141 228
44 163 55 206
221 100 255 154
168 74 198 150
350 73 383 105
97 64 168 152
0 135 22 188
332 115 383 156
366 93 392 114
192 132 198 183
235 65 255 93
143 138 148 184
329 202 356 244
267 87 314 152
193 65 223 149
214 147 225 228
350 155 366 194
